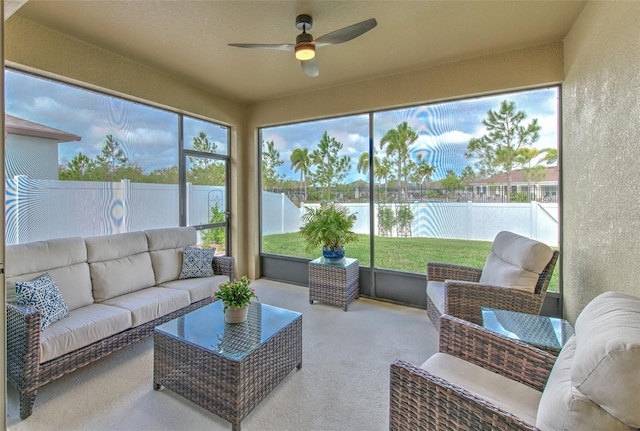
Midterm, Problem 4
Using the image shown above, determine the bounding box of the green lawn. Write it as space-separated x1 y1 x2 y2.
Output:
262 233 559 292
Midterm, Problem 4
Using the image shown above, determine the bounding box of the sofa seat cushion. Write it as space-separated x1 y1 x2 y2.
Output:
159 274 229 303
426 281 445 314
40 303 132 364
146 227 197 284
536 336 632 431
570 291 640 428
102 287 190 327
479 231 553 293
421 352 541 426
6 237 93 310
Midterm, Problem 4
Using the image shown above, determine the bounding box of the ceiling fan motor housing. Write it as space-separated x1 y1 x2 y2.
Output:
295 14 313 31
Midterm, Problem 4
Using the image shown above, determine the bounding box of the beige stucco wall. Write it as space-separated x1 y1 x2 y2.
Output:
562 2 640 322
243 43 564 278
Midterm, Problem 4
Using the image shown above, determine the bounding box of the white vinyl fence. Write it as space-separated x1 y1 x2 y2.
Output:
262 191 558 246
5 176 225 245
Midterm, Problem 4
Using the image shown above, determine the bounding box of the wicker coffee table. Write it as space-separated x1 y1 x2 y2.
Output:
309 257 359 311
153 301 302 431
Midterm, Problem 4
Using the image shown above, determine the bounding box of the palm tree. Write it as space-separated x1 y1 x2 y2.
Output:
290 147 311 201
376 158 394 201
414 154 436 201
380 122 418 201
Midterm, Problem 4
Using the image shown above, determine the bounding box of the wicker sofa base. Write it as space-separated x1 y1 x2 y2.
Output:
7 296 214 419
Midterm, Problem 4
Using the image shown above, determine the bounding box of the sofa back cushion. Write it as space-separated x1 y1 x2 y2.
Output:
570 291 640 428
145 227 197 284
5 237 93 311
85 231 155 302
536 336 633 431
478 231 553 293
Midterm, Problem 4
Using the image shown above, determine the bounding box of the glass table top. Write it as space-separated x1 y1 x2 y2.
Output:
310 257 358 268
155 301 301 361
481 307 575 351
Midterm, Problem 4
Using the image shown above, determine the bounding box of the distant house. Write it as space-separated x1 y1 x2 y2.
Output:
472 166 558 202
5 114 81 180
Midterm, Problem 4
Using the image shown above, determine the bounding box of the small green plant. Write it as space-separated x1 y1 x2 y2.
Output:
396 205 414 237
213 276 258 311
377 205 396 236
510 192 528 203
299 202 358 252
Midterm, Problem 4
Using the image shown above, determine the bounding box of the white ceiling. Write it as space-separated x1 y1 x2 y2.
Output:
12 1 587 104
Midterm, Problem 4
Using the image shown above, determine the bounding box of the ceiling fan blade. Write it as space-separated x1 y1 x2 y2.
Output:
301 58 319 77
314 18 377 48
228 43 294 52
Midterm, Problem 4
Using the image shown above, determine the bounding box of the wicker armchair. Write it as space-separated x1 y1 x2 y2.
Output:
426 231 559 331
391 292 640 431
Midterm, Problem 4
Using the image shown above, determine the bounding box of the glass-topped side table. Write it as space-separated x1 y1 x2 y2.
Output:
481 307 575 355
309 257 359 311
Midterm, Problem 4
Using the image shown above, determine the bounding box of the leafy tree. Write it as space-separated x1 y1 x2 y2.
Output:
380 122 418 202
59 153 95 180
147 166 179 184
290 147 312 201
459 166 477 188
440 170 463 196
377 205 396 236
95 134 129 181
310 131 351 201
188 132 226 186
200 202 226 250
396 205 414 237
515 147 550 201
192 131 219 154
466 100 541 201
262 140 284 191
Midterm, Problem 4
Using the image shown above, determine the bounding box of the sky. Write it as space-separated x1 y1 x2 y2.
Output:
6 69 558 182
5 69 228 172
263 87 559 182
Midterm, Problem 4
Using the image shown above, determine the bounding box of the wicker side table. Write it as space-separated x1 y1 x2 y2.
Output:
309 257 359 311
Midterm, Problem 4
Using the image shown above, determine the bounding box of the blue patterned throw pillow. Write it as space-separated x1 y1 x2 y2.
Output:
15 273 70 331
179 245 216 279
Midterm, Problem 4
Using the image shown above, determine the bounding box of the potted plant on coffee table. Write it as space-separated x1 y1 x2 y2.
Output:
299 202 358 265
213 276 258 323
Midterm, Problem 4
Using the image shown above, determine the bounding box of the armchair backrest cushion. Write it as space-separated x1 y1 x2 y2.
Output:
478 231 553 293
536 336 633 431
145 227 197 284
570 291 640 428
85 231 156 302
5 237 94 311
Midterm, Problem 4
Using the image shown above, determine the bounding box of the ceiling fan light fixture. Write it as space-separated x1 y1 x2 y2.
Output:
295 43 315 61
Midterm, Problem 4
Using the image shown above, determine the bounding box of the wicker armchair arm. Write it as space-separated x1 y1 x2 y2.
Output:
439 315 555 391
390 359 538 431
6 303 42 390
427 261 483 283
444 280 544 326
212 255 235 280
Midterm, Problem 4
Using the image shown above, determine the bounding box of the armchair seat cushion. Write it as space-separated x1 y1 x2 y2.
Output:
421 352 541 426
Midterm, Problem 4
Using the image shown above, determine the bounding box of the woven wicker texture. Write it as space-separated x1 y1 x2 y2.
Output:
309 258 359 311
389 315 556 431
6 255 234 420
154 302 302 431
426 250 559 330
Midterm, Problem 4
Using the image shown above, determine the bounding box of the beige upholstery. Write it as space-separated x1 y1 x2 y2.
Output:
102 287 190 327
159 275 228 303
5 237 93 310
146 226 197 284
421 352 541 425
396 291 640 430
426 281 445 315
478 231 553 293
39 304 132 363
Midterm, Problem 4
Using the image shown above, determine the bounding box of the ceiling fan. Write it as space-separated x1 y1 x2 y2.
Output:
228 14 377 77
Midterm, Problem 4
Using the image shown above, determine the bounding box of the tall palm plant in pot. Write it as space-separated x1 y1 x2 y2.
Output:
299 202 358 264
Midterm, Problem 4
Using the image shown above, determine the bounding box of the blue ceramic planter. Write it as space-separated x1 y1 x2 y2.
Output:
322 246 345 265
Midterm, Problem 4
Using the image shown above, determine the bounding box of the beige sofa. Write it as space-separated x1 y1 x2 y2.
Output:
5 226 234 419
